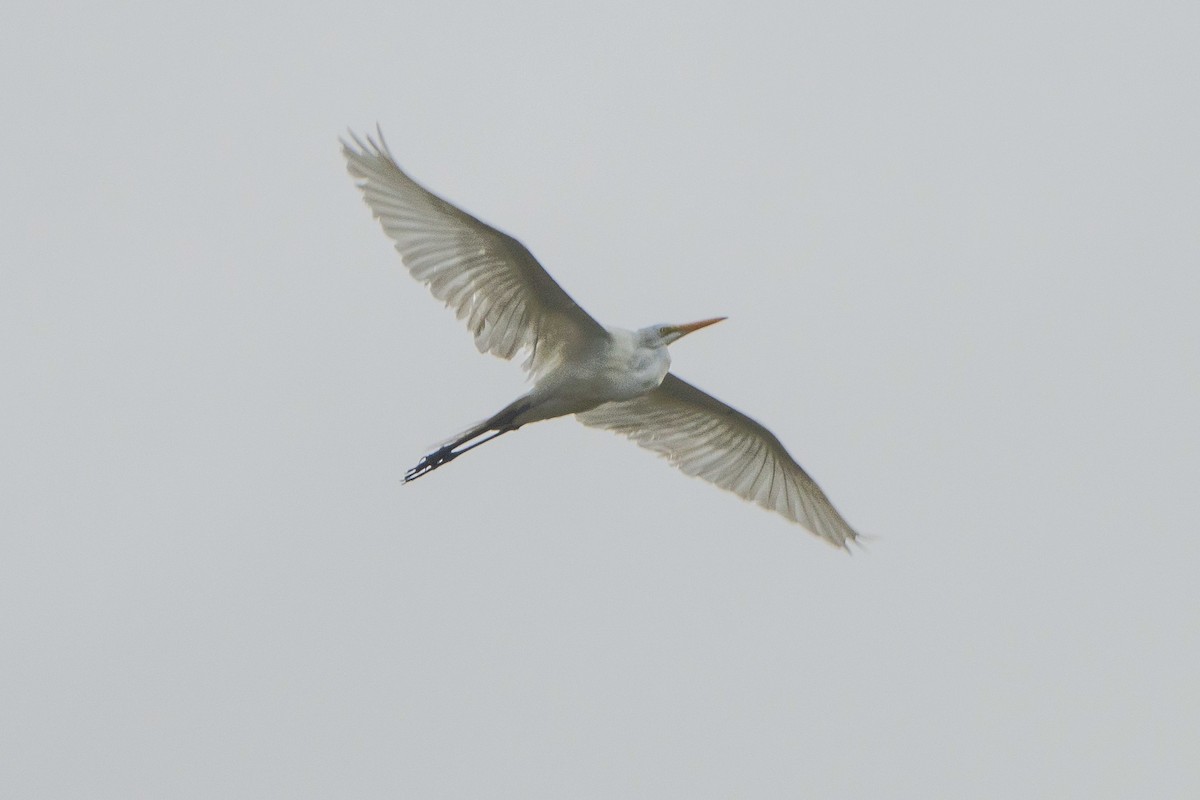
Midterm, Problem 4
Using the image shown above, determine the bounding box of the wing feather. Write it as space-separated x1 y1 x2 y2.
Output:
577 373 860 549
342 129 608 376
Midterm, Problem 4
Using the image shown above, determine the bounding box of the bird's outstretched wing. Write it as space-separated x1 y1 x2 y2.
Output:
577 374 860 548
343 129 609 377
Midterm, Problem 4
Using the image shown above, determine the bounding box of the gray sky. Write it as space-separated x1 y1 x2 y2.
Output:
3 1 1198 797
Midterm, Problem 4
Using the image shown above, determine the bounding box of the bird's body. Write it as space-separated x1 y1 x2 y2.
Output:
343 128 863 549
512 325 673 424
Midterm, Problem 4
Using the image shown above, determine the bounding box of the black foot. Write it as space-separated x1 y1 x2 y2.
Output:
403 445 459 483
402 425 520 484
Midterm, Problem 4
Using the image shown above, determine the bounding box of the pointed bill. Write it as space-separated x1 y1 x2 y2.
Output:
670 317 727 338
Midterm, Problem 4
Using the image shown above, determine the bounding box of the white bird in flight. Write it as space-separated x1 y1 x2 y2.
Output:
343 129 861 549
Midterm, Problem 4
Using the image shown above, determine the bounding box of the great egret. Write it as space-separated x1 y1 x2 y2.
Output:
343 129 861 549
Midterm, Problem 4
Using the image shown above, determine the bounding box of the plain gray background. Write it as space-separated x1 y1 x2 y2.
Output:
3 2 1198 797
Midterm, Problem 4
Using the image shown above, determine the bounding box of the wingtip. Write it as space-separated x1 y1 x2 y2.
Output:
840 529 871 554
340 125 394 160
341 127 368 157
375 122 391 155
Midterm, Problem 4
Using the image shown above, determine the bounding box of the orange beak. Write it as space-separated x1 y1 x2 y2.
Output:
671 316 727 338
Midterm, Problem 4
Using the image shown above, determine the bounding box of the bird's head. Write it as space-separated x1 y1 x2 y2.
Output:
641 317 727 347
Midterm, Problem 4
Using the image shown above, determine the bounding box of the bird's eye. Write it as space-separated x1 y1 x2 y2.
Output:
659 327 670 336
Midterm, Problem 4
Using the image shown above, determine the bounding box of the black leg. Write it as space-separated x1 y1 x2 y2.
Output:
403 426 518 484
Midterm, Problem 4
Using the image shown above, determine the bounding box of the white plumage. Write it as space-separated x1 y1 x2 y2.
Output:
343 128 861 549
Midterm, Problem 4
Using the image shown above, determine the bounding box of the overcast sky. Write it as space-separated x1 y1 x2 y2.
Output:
3 2 1198 798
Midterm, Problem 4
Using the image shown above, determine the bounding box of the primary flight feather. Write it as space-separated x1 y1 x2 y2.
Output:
343 128 861 549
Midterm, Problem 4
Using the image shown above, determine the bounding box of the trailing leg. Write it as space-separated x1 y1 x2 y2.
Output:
403 399 532 484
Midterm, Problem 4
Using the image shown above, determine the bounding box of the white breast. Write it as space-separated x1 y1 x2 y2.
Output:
529 326 670 413
594 327 671 401
510 327 672 426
